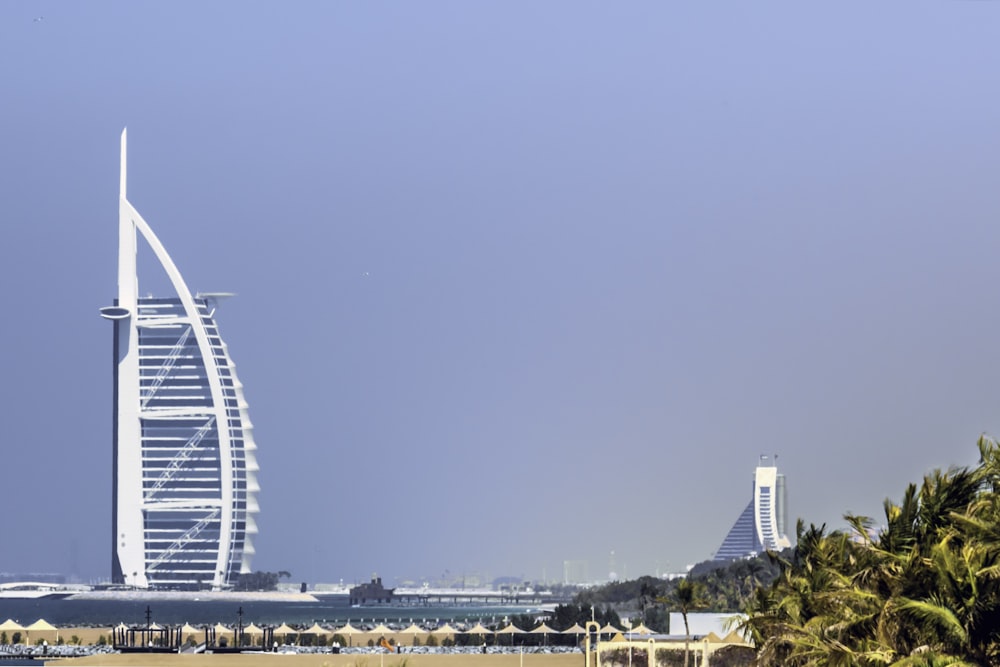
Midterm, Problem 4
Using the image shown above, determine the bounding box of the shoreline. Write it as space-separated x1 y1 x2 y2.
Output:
48 653 584 667
67 591 320 603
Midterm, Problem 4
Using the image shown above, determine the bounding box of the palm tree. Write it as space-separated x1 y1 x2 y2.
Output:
738 437 1000 665
667 578 707 667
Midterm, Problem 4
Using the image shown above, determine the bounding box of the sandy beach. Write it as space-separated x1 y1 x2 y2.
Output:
50 653 584 667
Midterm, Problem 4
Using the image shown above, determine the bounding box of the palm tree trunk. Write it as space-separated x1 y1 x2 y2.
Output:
683 612 690 667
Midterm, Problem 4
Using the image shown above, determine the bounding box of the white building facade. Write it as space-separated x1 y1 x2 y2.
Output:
100 130 259 590
714 456 790 560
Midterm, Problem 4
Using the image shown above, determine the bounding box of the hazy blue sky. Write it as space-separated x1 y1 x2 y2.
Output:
2 1 1000 587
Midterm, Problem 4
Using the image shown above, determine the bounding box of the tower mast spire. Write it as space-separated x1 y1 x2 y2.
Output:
120 128 127 200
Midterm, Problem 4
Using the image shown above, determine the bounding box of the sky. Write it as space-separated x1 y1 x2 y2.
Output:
2 1 1000 587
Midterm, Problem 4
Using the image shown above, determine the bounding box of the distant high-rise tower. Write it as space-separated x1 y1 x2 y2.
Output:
714 455 790 560
100 130 260 590
563 560 589 585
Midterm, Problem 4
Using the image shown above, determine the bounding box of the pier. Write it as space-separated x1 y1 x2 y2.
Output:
373 587 557 606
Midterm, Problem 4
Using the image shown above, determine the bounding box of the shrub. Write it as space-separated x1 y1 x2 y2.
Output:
603 647 648 667
654 647 688 667
709 644 755 667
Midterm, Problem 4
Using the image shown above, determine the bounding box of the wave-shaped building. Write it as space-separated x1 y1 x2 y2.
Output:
100 130 260 590
714 455 790 561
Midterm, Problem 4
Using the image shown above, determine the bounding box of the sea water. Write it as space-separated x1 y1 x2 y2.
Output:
0 596 543 627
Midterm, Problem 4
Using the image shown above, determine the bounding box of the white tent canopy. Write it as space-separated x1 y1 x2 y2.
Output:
243 623 264 635
466 622 493 635
332 623 362 635
495 623 523 634
627 622 654 635
274 623 298 636
431 623 459 636
26 619 58 631
302 623 329 635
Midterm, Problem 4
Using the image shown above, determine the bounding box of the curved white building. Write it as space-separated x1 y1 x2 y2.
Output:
101 130 259 590
714 455 790 561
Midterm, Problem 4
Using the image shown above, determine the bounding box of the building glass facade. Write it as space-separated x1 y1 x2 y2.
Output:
714 456 789 561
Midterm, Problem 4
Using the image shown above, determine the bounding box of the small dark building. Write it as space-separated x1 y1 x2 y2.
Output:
350 575 394 605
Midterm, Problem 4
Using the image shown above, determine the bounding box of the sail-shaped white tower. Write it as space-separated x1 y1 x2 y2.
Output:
100 130 259 590
713 455 790 560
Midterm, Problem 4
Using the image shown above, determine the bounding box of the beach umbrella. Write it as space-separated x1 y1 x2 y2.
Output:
495 623 523 646
331 623 361 647
396 623 428 646
299 623 329 647
0 619 24 646
367 622 394 645
562 622 586 646
599 622 624 642
495 623 524 634
721 630 751 645
599 622 622 636
431 622 459 636
243 623 264 635
466 622 493 636
530 622 556 646
240 623 264 647
627 622 653 636
180 623 200 645
430 622 459 645
302 623 329 636
274 623 298 644
25 619 59 644
26 619 57 631
212 622 231 644
332 622 362 634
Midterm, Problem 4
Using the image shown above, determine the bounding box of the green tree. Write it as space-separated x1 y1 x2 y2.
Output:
666 578 708 667
234 570 291 591
741 436 1000 666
